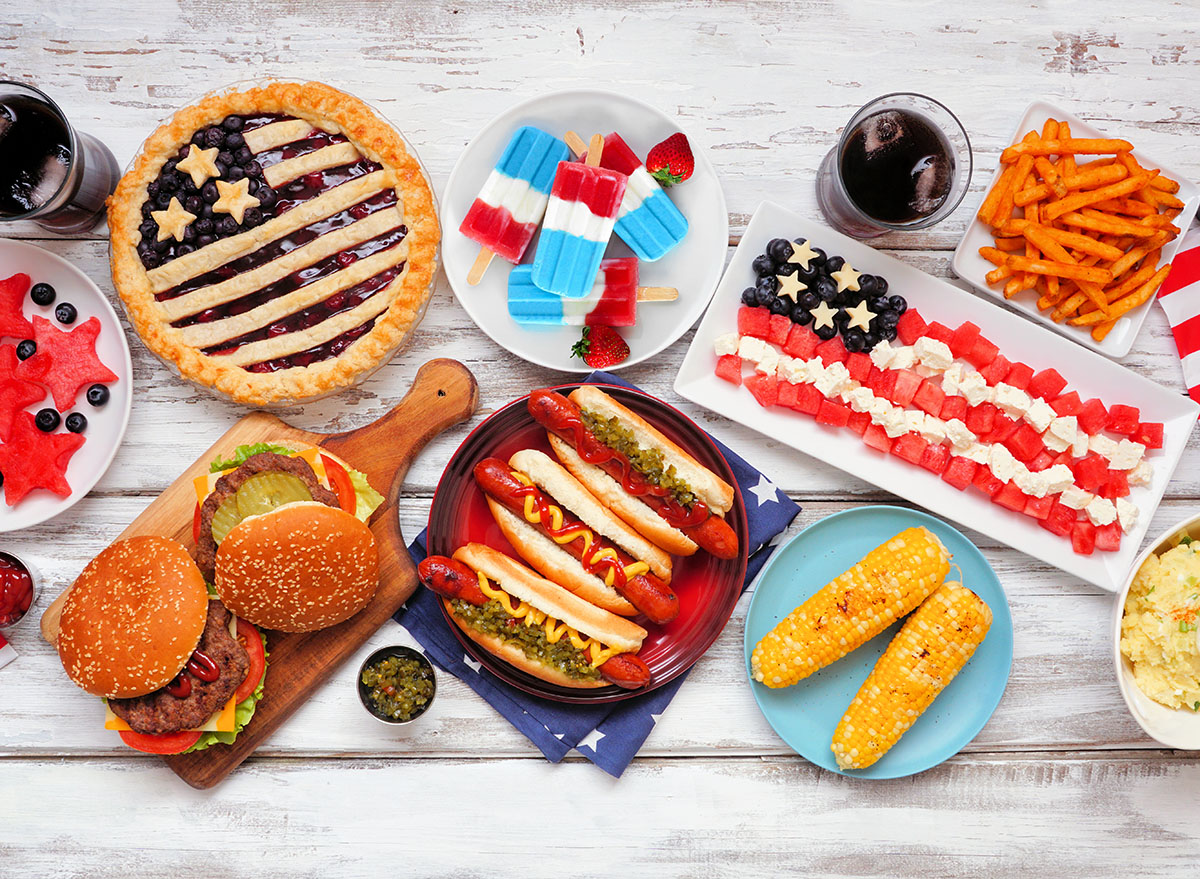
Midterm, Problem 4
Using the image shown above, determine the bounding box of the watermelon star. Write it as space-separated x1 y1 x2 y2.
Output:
0 273 33 340
0 348 48 439
0 410 85 506
15 315 117 411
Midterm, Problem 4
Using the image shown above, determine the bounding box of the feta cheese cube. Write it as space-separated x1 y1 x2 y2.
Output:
960 371 993 406
781 358 808 385
1015 467 1050 498
815 361 852 397
1026 398 1056 433
961 442 991 465
1049 415 1079 445
882 408 909 438
1059 486 1094 510
737 336 768 363
869 340 895 370
868 397 894 422
1128 460 1153 486
1042 429 1070 453
1071 430 1089 459
989 445 1020 482
920 417 947 444
1085 496 1117 527
1044 464 1075 494
755 345 780 375
904 410 928 435
1115 497 1139 533
889 346 917 370
914 337 954 372
1088 435 1119 459
804 359 826 384
714 333 740 357
847 387 875 413
1109 439 1146 470
945 419 976 451
994 383 1032 418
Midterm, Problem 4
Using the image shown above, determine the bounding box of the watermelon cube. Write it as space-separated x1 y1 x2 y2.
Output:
1041 502 1077 537
1077 398 1109 434
1095 522 1123 552
1023 495 1055 521
737 306 770 339
979 354 1013 386
926 322 955 345
793 383 823 415
783 324 820 359
1028 368 1067 401
863 424 892 453
715 354 743 385
767 314 792 346
966 335 1001 370
1102 470 1130 499
1072 453 1109 492
1134 422 1164 450
1107 404 1140 436
939 395 968 423
865 366 886 394
891 434 929 465
919 443 951 474
815 399 852 428
876 370 898 401
890 370 923 407
816 336 848 366
1052 450 1075 468
897 308 928 345
987 413 1021 444
994 481 1029 512
942 456 978 490
847 411 871 435
1005 362 1034 391
1050 391 1082 417
1029 450 1055 472
966 402 997 436
1005 423 1044 463
777 381 799 409
1071 521 1096 555
913 380 946 416
744 373 779 407
845 352 873 383
972 467 1004 498
950 322 981 359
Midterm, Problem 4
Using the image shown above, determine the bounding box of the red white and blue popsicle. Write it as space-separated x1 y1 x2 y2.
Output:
507 257 677 327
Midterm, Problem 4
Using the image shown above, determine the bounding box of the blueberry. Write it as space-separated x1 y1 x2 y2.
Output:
754 286 775 308
752 254 776 277
204 127 225 148
153 237 171 253
197 234 215 247
813 276 837 302
875 277 890 296
137 240 154 259
888 295 907 315
226 164 246 182
863 330 882 350
756 276 779 296
795 262 819 283
64 412 87 434
843 329 866 353
164 159 178 175
834 308 850 328
141 201 155 219
825 255 846 274
54 302 77 325
15 340 35 360
767 238 794 264
815 323 837 341
138 220 157 240
775 262 797 277
159 171 180 192
30 282 56 306
809 247 827 267
214 161 229 179
225 131 245 149
141 251 161 269
245 160 263 178
797 290 819 311
177 243 196 256
155 191 173 209
869 296 890 314
35 408 60 432
201 180 219 203
182 224 196 242
86 384 110 407
222 115 245 132
184 195 203 214
769 296 791 316
194 217 213 234
147 180 160 199
191 129 206 146
217 150 234 167
858 275 879 296
879 310 900 328
256 187 277 209
791 304 813 325
741 286 758 306
881 325 898 342
235 146 253 165
217 216 239 236
200 203 215 218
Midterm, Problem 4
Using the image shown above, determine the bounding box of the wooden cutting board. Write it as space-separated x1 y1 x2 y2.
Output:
40 358 478 789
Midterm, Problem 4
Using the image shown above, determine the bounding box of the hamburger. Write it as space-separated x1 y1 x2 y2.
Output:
54 536 268 755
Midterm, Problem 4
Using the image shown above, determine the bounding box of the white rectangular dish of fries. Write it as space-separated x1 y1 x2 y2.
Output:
952 100 1200 358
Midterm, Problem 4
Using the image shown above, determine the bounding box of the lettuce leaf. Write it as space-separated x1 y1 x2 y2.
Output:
185 630 268 754
348 467 385 522
209 442 296 473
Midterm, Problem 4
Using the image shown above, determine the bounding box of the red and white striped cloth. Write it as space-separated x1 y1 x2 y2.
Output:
1158 227 1200 406
0 632 16 671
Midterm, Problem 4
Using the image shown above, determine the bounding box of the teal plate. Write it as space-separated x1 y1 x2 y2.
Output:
744 506 1013 779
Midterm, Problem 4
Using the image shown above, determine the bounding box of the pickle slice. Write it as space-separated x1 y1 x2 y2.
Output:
235 472 313 519
210 495 243 545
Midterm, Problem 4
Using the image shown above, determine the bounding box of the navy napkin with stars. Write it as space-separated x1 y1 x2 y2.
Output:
393 371 800 777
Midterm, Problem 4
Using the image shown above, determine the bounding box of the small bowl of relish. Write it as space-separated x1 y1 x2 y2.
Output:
357 645 437 725
0 551 40 630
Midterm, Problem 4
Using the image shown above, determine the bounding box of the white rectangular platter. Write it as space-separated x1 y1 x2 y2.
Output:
676 200 1198 592
952 99 1200 358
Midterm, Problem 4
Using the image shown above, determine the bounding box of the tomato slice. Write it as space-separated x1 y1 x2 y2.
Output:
234 617 267 704
192 501 202 545
119 729 202 755
321 453 357 514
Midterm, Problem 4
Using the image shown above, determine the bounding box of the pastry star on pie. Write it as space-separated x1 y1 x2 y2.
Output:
106 80 440 406
151 197 196 243
175 144 221 188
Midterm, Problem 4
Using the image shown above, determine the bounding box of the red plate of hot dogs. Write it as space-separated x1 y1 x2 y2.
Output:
424 383 749 703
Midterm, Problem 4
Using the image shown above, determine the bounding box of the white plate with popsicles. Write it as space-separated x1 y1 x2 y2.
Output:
441 89 729 372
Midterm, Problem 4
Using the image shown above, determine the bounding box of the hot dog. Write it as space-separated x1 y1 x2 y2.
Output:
474 450 679 625
528 386 739 560
418 544 652 690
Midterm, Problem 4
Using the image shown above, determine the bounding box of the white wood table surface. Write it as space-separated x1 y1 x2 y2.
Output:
4 2 1200 875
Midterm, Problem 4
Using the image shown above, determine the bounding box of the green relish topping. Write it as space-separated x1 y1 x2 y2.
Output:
361 656 434 722
451 598 601 682
579 408 697 508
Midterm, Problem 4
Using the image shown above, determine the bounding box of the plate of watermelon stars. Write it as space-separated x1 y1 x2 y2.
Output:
0 239 131 532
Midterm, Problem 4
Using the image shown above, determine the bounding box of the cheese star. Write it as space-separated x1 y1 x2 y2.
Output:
787 239 820 270
151 196 196 243
809 300 839 330
831 261 863 294
175 144 220 188
845 299 877 332
775 272 808 302
212 178 261 225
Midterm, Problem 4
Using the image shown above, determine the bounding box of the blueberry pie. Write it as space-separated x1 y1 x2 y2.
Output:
108 80 439 406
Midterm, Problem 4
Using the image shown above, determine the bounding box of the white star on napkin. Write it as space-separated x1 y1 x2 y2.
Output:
577 728 606 752
749 473 781 507
463 653 482 673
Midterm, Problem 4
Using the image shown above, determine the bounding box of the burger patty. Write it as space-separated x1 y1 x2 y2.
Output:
108 600 250 736
195 452 341 577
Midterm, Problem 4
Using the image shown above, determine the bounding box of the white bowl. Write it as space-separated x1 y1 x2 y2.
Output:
1112 511 1200 749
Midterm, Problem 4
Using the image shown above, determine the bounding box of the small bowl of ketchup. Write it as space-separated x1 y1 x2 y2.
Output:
0 552 40 630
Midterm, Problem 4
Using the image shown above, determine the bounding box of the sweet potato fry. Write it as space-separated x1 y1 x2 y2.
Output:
1068 265 1170 325
1092 320 1117 341
1004 255 1113 285
993 236 1025 252
979 247 1008 267
1104 258 1160 302
1052 290 1090 321
1149 174 1181 194
987 265 1014 285
1058 211 1160 238
1108 238 1168 280
1001 137 1134 163
1044 173 1156 222
1089 197 1156 217
1020 223 1125 261
977 162 1019 225
1061 164 1128 191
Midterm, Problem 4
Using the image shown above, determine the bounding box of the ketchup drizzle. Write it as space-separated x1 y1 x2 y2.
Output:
164 650 221 699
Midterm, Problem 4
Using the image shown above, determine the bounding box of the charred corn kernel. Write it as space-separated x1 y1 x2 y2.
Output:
751 527 951 688
831 581 992 771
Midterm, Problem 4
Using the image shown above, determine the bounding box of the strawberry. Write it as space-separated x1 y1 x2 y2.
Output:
646 133 694 186
571 325 629 369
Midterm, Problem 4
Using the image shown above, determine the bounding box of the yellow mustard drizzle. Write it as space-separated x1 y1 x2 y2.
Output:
511 471 651 588
474 571 617 668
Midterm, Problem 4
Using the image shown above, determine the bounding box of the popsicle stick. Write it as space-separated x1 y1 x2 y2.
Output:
636 286 678 302
584 133 604 167
467 247 495 285
564 130 587 158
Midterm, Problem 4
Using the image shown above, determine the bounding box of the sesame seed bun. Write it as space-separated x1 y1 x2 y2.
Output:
56 537 209 699
214 501 379 632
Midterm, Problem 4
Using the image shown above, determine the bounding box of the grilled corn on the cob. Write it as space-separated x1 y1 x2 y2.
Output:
751 526 950 688
831 581 992 770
